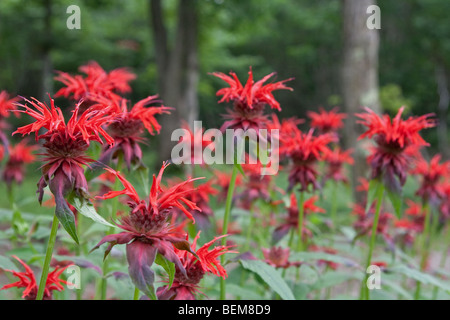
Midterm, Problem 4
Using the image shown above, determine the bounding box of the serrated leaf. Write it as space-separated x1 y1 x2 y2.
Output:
155 253 175 290
239 259 295 300
68 194 114 228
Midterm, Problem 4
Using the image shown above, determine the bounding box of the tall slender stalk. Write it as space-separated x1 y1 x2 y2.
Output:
414 201 431 300
99 153 124 300
220 164 238 300
36 214 59 300
296 191 305 252
360 183 384 300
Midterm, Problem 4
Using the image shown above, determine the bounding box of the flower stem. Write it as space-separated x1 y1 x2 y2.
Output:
330 181 338 229
133 287 140 300
36 214 59 300
360 183 384 300
220 164 239 300
414 201 431 300
296 191 305 252
100 152 124 300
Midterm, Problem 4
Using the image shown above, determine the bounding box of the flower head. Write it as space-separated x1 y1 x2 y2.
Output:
262 246 301 269
212 67 293 132
323 147 354 184
2 140 37 187
272 193 325 243
307 107 346 133
92 163 203 298
356 107 435 192
54 61 136 102
12 95 114 241
410 154 450 204
93 94 172 170
0 256 72 300
0 90 20 119
279 119 336 191
157 232 237 300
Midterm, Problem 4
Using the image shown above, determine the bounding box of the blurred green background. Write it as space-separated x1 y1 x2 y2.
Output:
0 0 448 158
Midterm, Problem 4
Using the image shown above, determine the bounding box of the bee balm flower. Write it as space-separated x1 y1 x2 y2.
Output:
157 232 237 300
0 256 72 300
92 163 203 298
12 96 114 241
356 107 435 193
211 67 293 133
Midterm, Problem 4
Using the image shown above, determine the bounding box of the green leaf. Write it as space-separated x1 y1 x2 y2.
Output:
390 265 450 293
68 194 114 228
55 200 79 244
12 206 29 236
239 259 295 300
385 187 403 219
0 255 17 270
155 253 175 290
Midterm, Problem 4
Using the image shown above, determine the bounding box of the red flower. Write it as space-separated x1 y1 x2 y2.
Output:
166 176 219 230
92 163 203 298
175 121 215 165
262 246 301 269
93 94 171 170
356 107 435 192
308 245 339 270
279 120 336 191
236 161 276 209
54 61 136 102
0 90 20 119
212 169 243 202
307 107 346 133
0 90 20 147
12 96 114 241
2 140 37 187
212 67 293 132
272 193 325 243
352 203 393 238
0 255 72 300
410 154 450 204
323 147 354 184
157 232 237 300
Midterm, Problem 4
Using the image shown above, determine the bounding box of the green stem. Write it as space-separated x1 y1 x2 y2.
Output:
244 204 256 252
330 181 338 229
414 201 431 300
220 164 238 300
296 191 305 252
100 152 124 300
36 215 59 300
133 287 140 300
360 183 384 300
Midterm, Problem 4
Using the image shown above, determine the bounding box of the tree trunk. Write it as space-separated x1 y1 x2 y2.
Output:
341 0 381 202
149 0 199 165
435 64 450 159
